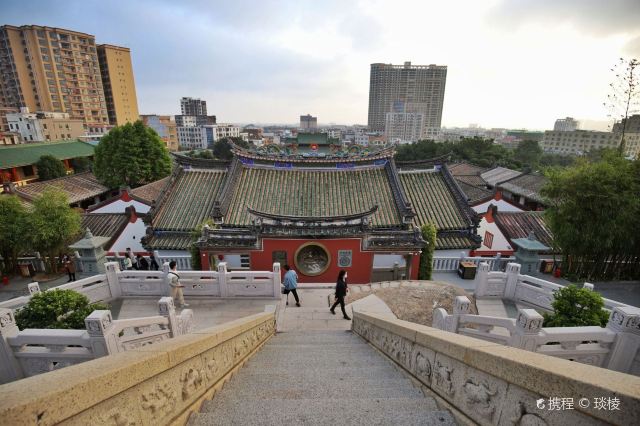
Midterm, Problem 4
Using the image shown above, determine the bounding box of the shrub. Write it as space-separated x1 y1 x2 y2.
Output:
543 285 610 327
15 289 108 330
418 223 437 280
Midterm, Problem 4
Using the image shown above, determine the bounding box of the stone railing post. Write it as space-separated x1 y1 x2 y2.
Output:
28 282 41 296
162 262 171 296
218 262 228 298
493 253 502 271
450 296 471 332
104 261 121 299
272 262 281 298
474 262 491 297
583 282 594 291
0 309 23 384
605 306 640 374
158 296 180 336
503 262 521 300
508 308 543 351
85 310 118 357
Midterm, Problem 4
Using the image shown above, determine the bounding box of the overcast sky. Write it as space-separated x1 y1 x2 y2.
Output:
4 0 640 130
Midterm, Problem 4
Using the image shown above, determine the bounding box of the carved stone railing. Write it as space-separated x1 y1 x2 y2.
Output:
432 255 515 272
0 310 276 425
0 297 193 384
433 295 640 376
353 311 640 426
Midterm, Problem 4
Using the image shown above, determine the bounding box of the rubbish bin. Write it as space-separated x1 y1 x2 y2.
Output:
457 261 477 279
18 263 30 278
540 260 554 274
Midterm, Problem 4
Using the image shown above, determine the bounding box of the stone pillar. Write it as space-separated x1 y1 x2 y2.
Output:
27 282 40 295
605 306 640 374
493 253 502 271
104 262 121 299
508 308 543 351
272 262 281 298
474 262 491 297
503 262 521 300
218 262 228 298
84 310 118 357
158 297 179 337
0 309 23 384
450 296 471 332
162 262 171 297
583 282 594 291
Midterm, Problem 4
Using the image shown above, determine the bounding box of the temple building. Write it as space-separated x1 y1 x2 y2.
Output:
143 143 479 283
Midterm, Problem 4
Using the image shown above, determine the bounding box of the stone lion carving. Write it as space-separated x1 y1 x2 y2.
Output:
411 348 432 381
433 361 454 396
463 378 497 419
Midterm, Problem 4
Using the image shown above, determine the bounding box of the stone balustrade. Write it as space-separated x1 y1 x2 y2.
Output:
0 310 276 425
353 310 640 426
432 254 515 272
0 297 193 384
433 295 640 376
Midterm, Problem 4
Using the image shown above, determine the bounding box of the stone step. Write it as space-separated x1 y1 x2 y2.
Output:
191 398 455 426
270 331 361 344
235 365 408 380
254 346 381 358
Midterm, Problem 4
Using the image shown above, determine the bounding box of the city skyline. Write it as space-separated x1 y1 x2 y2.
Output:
3 0 640 130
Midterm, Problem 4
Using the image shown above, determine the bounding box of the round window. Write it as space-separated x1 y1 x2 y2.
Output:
294 243 331 276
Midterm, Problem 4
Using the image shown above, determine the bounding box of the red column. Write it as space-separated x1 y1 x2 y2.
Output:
200 251 210 271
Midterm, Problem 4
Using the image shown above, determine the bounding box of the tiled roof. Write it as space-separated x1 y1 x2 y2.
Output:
497 174 548 204
144 232 193 250
225 166 401 227
480 167 522 187
152 169 227 231
494 211 553 249
131 176 170 205
448 162 487 177
456 180 494 204
399 170 471 230
436 232 481 250
15 172 109 204
81 213 129 247
0 140 95 169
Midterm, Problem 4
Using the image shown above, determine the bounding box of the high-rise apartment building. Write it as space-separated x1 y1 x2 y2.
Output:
140 114 178 152
0 25 110 132
300 114 317 130
180 97 207 116
385 112 425 143
541 130 640 158
368 61 447 139
7 107 84 142
97 44 139 126
613 114 640 134
553 117 579 132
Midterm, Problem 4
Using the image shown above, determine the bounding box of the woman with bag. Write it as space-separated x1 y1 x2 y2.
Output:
330 269 350 320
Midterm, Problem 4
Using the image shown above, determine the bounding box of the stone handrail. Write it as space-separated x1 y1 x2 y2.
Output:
433 295 640 375
0 311 276 425
432 255 516 272
353 310 640 426
0 297 193 384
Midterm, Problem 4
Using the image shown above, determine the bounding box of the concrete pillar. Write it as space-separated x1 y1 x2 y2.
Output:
272 262 281 298
450 296 471 332
474 262 491 297
0 309 23 384
605 306 640 374
504 262 521 300
104 262 121 299
158 297 179 337
162 262 171 296
218 262 228 298
27 282 40 295
583 282 595 291
508 308 543 351
84 310 118 356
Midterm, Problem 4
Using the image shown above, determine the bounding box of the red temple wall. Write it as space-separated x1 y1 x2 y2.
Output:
251 238 374 284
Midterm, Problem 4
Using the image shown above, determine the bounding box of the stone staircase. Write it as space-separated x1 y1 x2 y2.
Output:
189 330 457 425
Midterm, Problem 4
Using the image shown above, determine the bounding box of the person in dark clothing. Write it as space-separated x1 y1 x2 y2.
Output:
136 254 150 271
330 269 350 320
149 256 159 271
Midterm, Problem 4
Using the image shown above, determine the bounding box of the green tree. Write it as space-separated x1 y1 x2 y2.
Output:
70 156 92 173
0 195 28 275
94 121 172 187
29 189 81 273
513 140 542 170
543 285 609 327
418 223 437 280
542 152 640 279
15 289 107 330
212 137 250 160
190 219 216 270
35 155 66 181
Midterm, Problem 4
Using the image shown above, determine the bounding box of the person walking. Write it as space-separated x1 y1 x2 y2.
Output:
64 254 76 282
168 260 189 308
330 270 350 320
136 254 149 271
150 256 159 271
283 264 301 307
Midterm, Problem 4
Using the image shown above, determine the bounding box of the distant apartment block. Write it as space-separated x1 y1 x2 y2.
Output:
97 44 139 125
300 114 317 130
385 112 424 143
0 25 117 132
180 97 207 116
553 117 579 132
368 61 446 139
613 114 640 134
541 130 640 157
0 132 21 145
177 123 241 150
175 114 216 127
140 114 178 152
6 107 84 142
